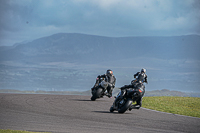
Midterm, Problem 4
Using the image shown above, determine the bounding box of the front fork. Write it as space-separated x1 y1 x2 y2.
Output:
113 90 126 108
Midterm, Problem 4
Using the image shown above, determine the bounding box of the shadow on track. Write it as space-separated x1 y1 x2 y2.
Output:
70 98 108 102
92 111 133 114
70 99 92 101
92 111 113 114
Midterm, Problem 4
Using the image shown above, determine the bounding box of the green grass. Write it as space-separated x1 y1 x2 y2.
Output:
0 129 49 133
142 96 200 118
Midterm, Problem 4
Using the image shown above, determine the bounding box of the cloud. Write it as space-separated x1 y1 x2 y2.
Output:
0 0 200 46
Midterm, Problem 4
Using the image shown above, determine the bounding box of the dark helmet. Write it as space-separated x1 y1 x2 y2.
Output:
106 69 113 75
141 68 146 73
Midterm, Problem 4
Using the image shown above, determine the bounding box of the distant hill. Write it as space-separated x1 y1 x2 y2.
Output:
1 33 200 63
0 33 200 92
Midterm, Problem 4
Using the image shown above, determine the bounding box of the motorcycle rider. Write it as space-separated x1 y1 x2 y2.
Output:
132 68 148 87
91 69 116 98
114 68 147 110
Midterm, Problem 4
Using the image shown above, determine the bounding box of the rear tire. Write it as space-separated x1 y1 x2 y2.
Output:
118 99 133 113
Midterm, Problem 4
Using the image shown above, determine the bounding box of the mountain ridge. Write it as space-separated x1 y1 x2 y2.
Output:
0 33 200 92
1 33 200 63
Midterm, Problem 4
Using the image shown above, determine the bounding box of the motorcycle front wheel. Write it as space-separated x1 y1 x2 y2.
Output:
118 99 133 113
110 105 115 112
91 88 103 101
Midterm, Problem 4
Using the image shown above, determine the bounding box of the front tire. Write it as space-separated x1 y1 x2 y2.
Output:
110 106 115 112
91 88 103 101
118 99 133 113
91 95 96 101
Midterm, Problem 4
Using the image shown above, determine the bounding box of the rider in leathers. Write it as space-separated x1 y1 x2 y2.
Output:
115 68 147 110
92 69 116 98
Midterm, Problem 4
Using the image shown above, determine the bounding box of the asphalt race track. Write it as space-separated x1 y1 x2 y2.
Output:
0 93 200 133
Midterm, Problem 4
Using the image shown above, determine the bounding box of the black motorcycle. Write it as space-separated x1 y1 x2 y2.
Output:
110 82 145 113
91 78 110 101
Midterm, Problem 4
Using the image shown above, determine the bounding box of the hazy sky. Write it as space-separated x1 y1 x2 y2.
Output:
0 0 200 46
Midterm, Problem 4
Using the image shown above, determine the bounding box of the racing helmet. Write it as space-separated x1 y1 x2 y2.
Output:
141 68 146 73
106 69 113 75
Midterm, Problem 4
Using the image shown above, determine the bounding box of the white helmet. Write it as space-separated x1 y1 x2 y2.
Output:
141 68 146 73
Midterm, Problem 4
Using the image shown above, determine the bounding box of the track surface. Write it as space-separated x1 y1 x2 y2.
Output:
0 93 200 133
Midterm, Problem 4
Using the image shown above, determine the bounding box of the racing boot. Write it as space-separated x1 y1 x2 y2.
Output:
129 104 140 111
129 98 142 111
104 92 112 98
107 93 112 98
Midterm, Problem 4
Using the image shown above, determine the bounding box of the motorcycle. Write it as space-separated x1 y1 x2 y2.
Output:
91 77 110 101
110 80 145 113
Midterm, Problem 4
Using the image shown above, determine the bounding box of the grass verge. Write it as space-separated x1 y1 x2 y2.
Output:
142 96 200 118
